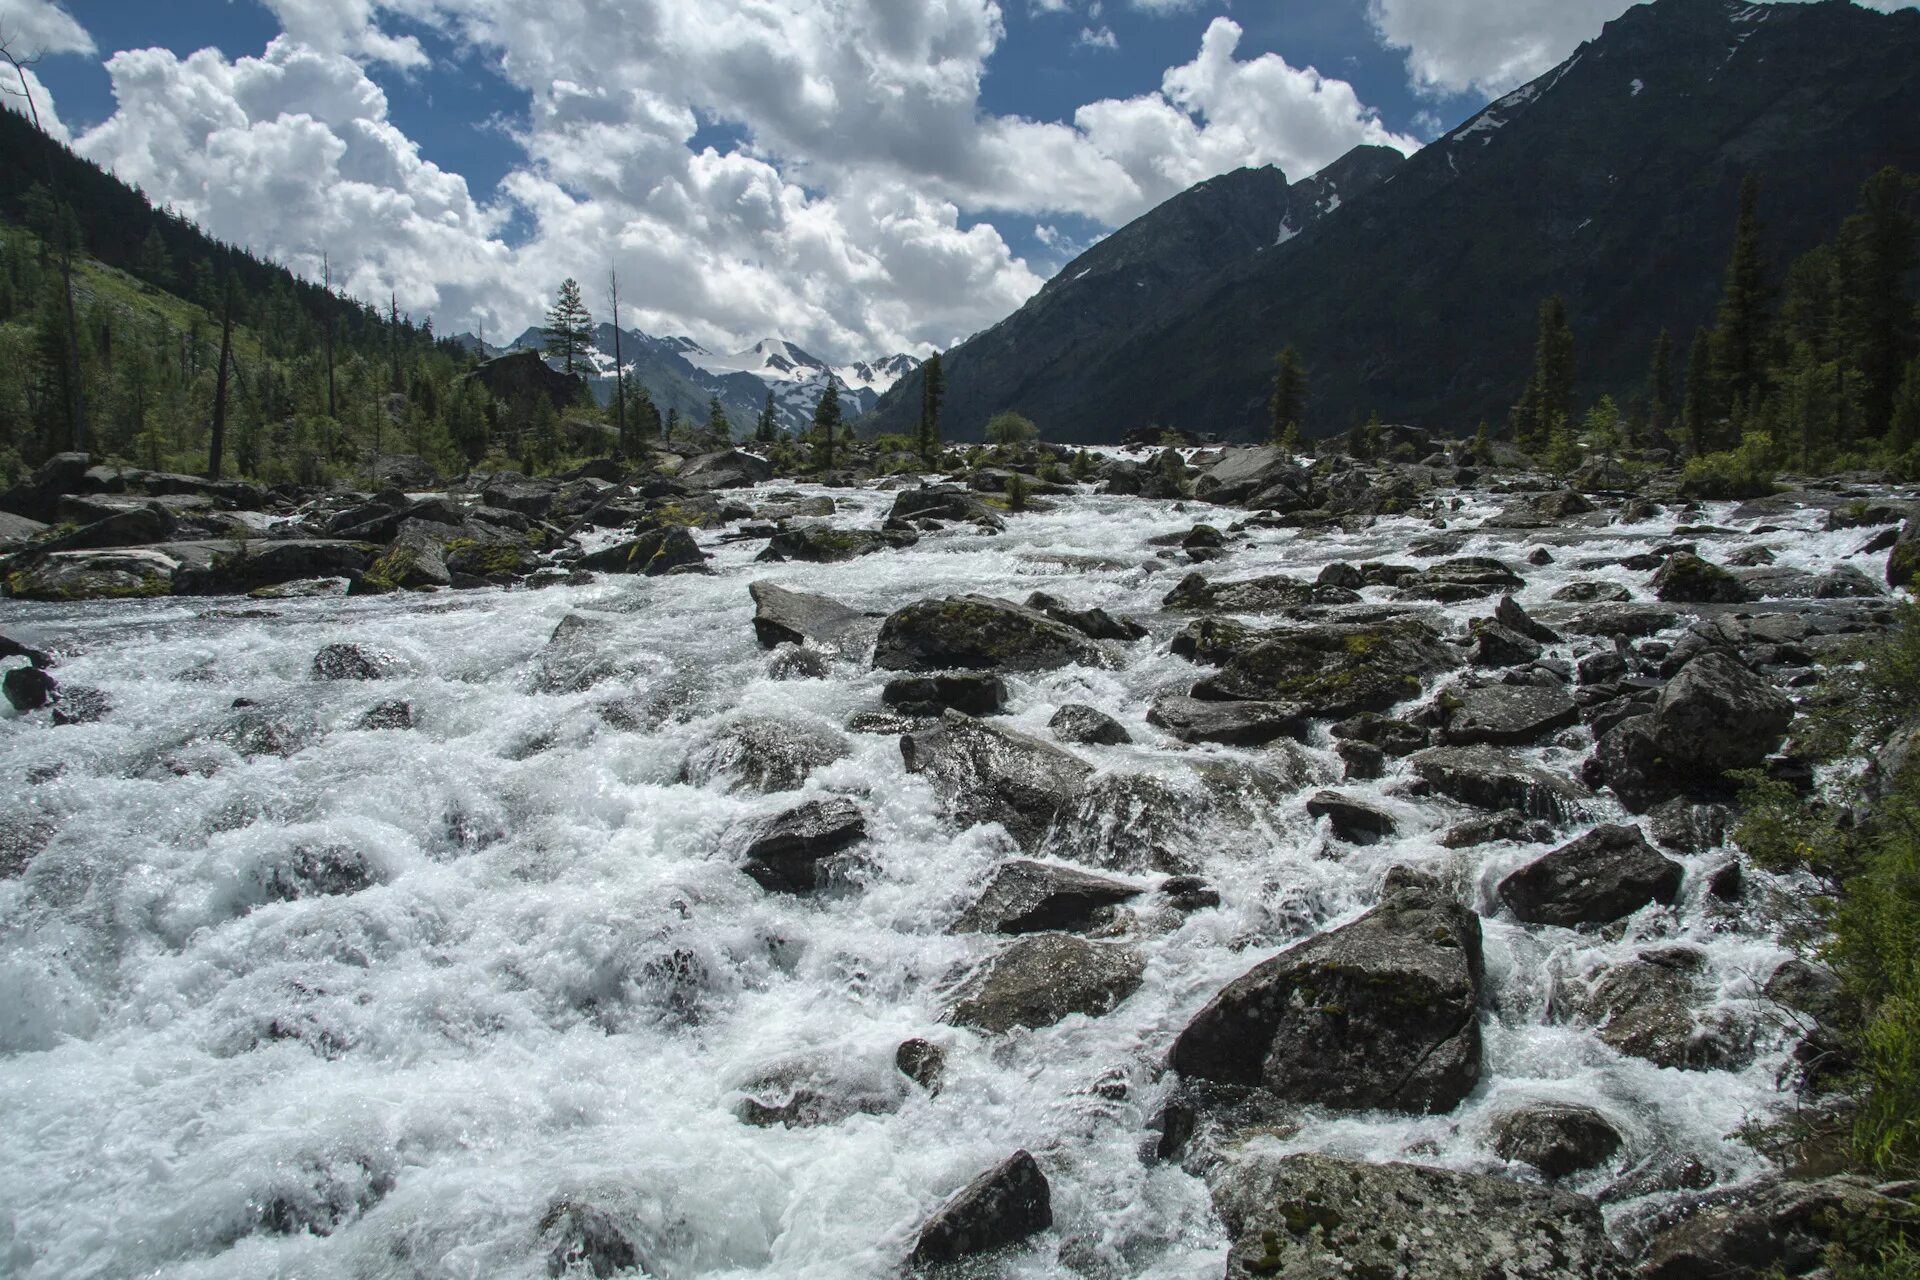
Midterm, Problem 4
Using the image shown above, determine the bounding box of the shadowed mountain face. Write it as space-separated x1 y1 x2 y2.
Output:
869 0 1920 444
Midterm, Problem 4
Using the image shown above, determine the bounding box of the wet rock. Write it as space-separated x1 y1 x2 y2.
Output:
262 845 378 900
1441 682 1578 746
1577 649 1629 684
1147 692 1304 746
0 451 94 522
50 684 109 725
4 665 57 712
38 506 176 552
1329 713 1429 756
173 540 375 596
1043 758 1313 874
579 526 708 575
756 527 918 563
682 716 850 794
532 613 628 695
767 646 830 680
1497 824 1683 927
355 700 414 731
874 595 1105 673
1193 445 1306 504
882 673 1008 717
741 797 867 892
1395 556 1526 602
1210 1152 1623 1280
1467 621 1543 668
902 711 1094 852
1553 580 1633 604
1582 947 1725 1070
1812 563 1883 598
732 1058 906 1128
1170 880 1483 1113
1023 591 1146 641
1765 958 1845 1022
1190 619 1458 719
1652 552 1749 603
1410 745 1589 821
6 547 177 600
896 1038 947 1094
1647 798 1731 852
1638 1176 1901 1280
908 1149 1052 1267
0 631 55 668
1491 1103 1623 1179
1305 790 1397 844
1162 572 1359 612
541 1201 645 1279
748 580 876 655
1440 809 1555 848
1706 859 1745 901
1048 703 1131 746
1161 875 1221 911
943 934 1145 1033
887 485 1004 529
312 643 399 681
1496 594 1561 643
954 859 1144 934
0 811 56 878
678 448 773 490
1886 516 1920 589
1589 651 1793 811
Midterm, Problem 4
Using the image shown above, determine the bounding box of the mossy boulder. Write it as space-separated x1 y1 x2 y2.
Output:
6 548 176 600
580 526 708 575
755 527 917 563
1189 620 1458 718
943 933 1145 1033
173 540 374 596
874 594 1107 673
902 710 1094 852
1497 823 1683 926
1651 552 1749 603
1170 879 1483 1113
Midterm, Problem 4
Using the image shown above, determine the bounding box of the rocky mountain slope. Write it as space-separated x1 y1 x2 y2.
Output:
868 0 1920 443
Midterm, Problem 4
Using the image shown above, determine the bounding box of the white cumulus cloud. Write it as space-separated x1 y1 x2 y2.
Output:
0 0 92 57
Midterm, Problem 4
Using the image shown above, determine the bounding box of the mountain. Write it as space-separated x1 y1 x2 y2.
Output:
504 326 917 435
868 0 1920 443
864 143 1404 442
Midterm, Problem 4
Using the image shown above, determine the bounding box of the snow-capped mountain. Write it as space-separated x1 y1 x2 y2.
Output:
502 325 917 437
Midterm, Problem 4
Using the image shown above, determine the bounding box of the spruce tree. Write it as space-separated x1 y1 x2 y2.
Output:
1510 296 1573 453
1683 327 1715 457
1840 167 1918 437
1646 328 1675 448
706 395 732 442
664 406 679 442
1270 346 1304 447
542 278 592 375
812 379 841 471
917 351 946 468
1712 176 1773 433
755 390 777 444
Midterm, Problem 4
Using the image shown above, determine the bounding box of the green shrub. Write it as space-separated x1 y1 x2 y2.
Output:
985 411 1038 445
1678 432 1780 499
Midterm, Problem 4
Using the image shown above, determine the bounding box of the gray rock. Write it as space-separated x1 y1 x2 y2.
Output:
1652 552 1749 603
1394 556 1526 602
742 797 868 892
908 1149 1052 1267
1210 1152 1623 1280
748 580 876 654
1638 1176 1899 1280
1190 620 1459 718
1305 790 1397 844
678 448 773 489
1048 703 1131 746
1590 651 1793 811
262 845 377 900
355 700 414 731
1442 682 1577 746
682 716 850 794
1552 580 1632 604
902 711 1094 852
756 527 918 563
896 1038 946 1093
732 1057 905 1128
1582 947 1725 1070
1497 824 1683 927
1024 591 1146 641
1647 797 1731 852
873 595 1106 673
1043 758 1315 874
1468 620 1543 667
579 526 708 575
1162 572 1359 612
4 665 56 712
1411 745 1589 821
312 643 399 681
944 934 1145 1032
6 547 177 600
953 859 1143 934
882 673 1008 717
1147 692 1304 746
1170 881 1483 1113
1440 809 1555 848
1886 516 1920 589
541 1201 644 1279
887 485 1004 528
1491 1103 1623 1178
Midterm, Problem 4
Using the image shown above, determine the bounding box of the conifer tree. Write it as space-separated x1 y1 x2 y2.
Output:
1890 355 1920 455
812 379 841 471
542 277 592 374
1841 167 1919 436
755 390 777 444
917 351 946 468
1683 327 1715 457
1510 295 1574 453
1712 176 1773 431
1646 328 1675 448
1270 346 1304 447
706 395 732 442
664 406 679 442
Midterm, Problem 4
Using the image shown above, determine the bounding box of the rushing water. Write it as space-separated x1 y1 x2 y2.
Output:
0 478 1885 1278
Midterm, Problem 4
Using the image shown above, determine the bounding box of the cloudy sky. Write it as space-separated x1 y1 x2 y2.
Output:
1 0 1911 362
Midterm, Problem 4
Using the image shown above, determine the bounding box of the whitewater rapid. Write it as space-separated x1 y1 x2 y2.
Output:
0 481 1873 1278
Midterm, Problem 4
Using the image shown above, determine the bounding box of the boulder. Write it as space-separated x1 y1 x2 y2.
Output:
1886 516 1920 589
0 452 94 522
1498 824 1683 927
1647 798 1731 852
953 859 1144 934
1162 573 1359 613
1589 651 1793 811
1169 881 1483 1113
908 1150 1052 1268
1652 552 1749 603
873 595 1105 673
579 526 708 575
37 506 176 551
1042 759 1314 874
1441 682 1578 746
261 845 378 900
1190 620 1458 718
902 710 1095 852
1304 790 1397 844
1440 809 1555 848
1395 557 1526 602
1490 1102 1623 1178
1048 703 1131 746
756 527 917 563
677 449 773 489
741 797 868 892
732 1057 905 1128
882 673 1008 717
174 540 378 596
1553 581 1632 604
1410 746 1589 821
1146 693 1304 746
895 1039 946 1093
356 700 414 731
1468 621 1543 668
1638 1176 1910 1280
4 665 57 712
1192 445 1304 504
541 1201 646 1279
6 548 176 600
943 934 1145 1032
312 643 399 681
1582 947 1725 1069
1210 1152 1623 1280
682 716 850 793
747 580 875 655
887 486 1004 529
1022 591 1146 642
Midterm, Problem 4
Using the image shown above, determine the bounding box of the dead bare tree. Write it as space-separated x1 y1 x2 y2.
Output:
1 28 88 452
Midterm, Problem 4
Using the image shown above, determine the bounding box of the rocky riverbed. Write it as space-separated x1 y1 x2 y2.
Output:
1 438 1915 1278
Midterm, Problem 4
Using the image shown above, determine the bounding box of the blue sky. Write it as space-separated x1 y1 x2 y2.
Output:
0 0 1725 358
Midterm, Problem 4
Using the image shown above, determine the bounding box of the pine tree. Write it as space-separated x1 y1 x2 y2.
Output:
1270 346 1304 446
1712 176 1773 434
1510 295 1574 453
629 384 662 455
1646 329 1675 449
706 395 732 442
812 379 842 471
542 277 592 375
917 351 946 468
1683 327 1715 457
755 390 777 444
137 229 173 289
1840 167 1919 437
664 406 679 442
